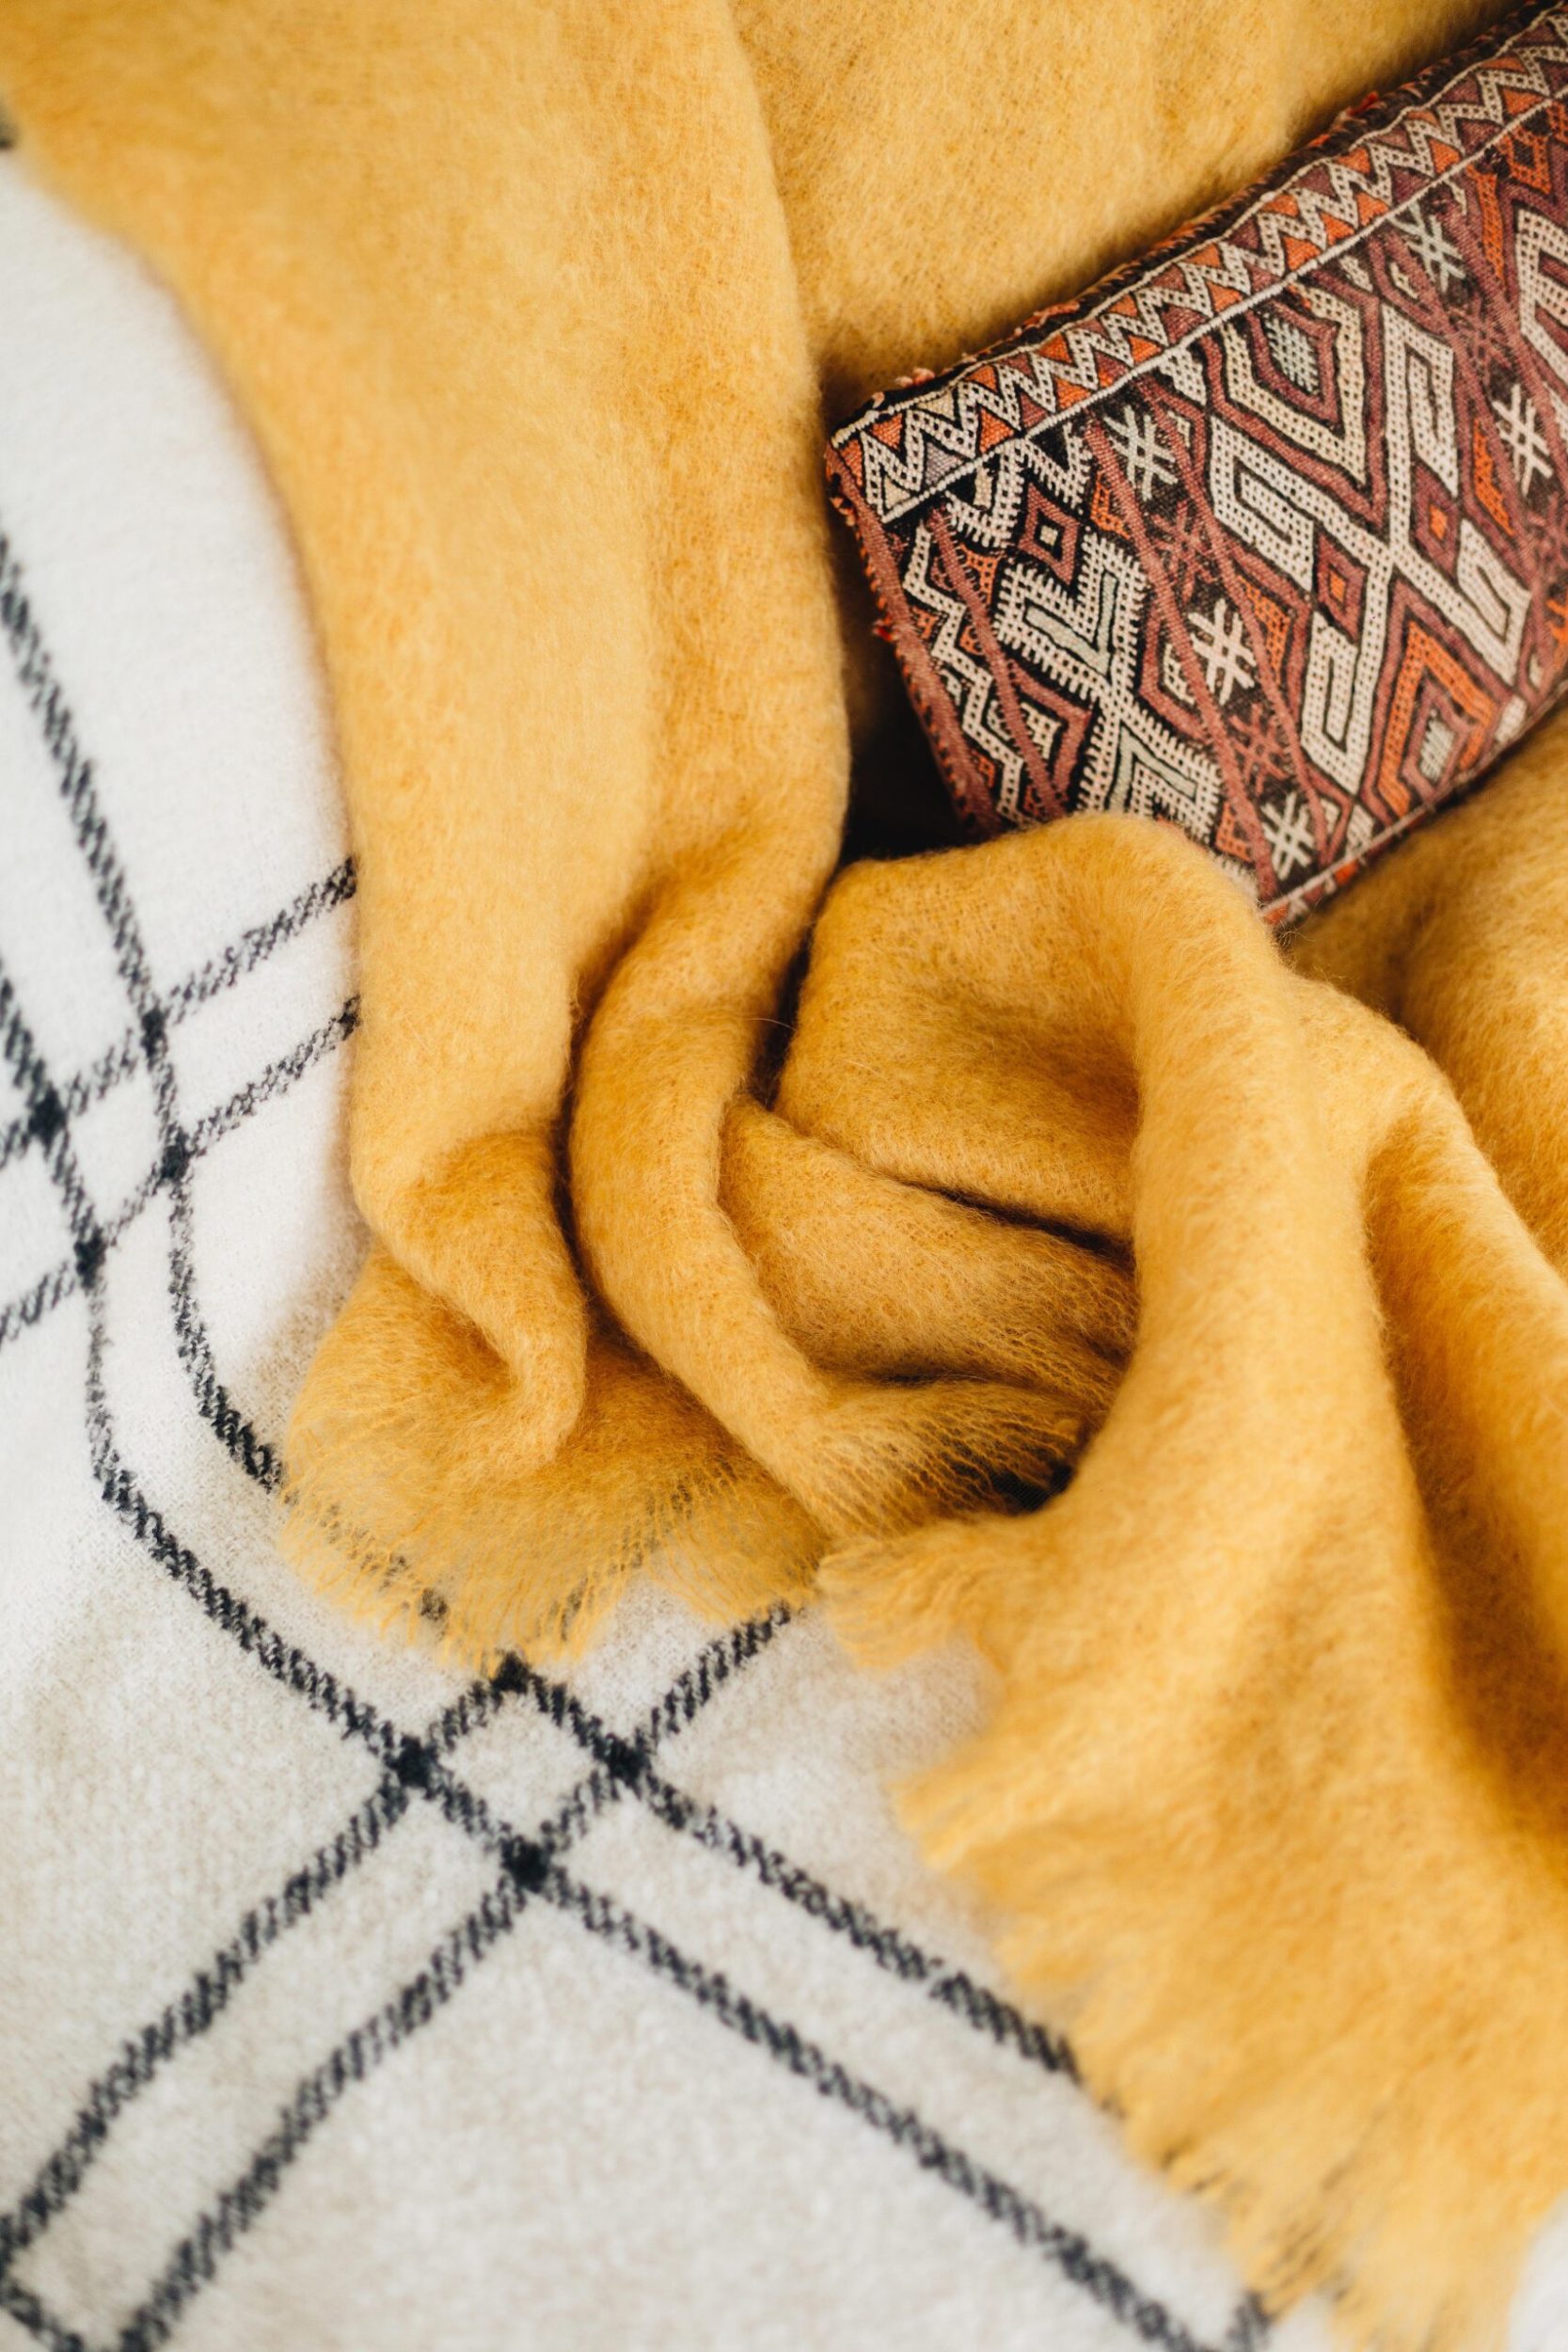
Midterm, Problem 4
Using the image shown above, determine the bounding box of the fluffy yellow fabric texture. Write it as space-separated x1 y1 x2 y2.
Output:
7 1 1568 2343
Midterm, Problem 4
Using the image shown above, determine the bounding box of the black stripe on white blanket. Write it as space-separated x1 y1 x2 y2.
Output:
0 857 356 1179
0 528 1265 2352
113 1851 1232 2352
0 1619 788 2289
491 1650 1079 2077
0 995 358 1353
0 537 279 1487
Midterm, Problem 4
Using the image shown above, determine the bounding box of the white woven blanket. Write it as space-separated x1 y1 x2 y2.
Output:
3 155 1564 2352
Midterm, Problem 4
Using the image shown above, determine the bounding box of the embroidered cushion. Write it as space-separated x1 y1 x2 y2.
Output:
827 2 1568 922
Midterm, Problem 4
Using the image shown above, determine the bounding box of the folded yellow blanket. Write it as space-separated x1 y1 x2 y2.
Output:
8 1 1568 2343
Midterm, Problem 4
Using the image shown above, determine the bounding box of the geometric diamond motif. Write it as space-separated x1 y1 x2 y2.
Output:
828 1 1568 923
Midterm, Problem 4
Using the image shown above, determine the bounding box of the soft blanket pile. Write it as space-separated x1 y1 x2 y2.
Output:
6 2 1568 2344
3 163 1288 2352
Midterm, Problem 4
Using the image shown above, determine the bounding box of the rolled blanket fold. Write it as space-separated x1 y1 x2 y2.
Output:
804 786 1568 2352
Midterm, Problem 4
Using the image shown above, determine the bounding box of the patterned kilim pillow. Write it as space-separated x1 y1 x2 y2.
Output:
827 1 1568 923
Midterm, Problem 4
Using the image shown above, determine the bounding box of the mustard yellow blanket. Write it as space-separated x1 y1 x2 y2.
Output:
8 2 1568 2343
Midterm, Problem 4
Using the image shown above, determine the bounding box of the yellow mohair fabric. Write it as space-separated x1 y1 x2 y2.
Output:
8 1 1568 2344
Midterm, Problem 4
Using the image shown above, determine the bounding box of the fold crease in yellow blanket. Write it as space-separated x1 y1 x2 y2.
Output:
7 2 1568 2343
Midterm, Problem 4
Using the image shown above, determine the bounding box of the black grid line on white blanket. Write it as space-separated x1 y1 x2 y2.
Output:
0 990 360 1353
0 533 1266 2352
0 855 356 1182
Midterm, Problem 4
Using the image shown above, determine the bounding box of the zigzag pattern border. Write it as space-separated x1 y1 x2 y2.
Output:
831 0 1568 528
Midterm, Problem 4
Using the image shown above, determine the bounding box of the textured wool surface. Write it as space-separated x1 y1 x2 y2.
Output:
0 161 1326 2352
6 3 1568 2346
